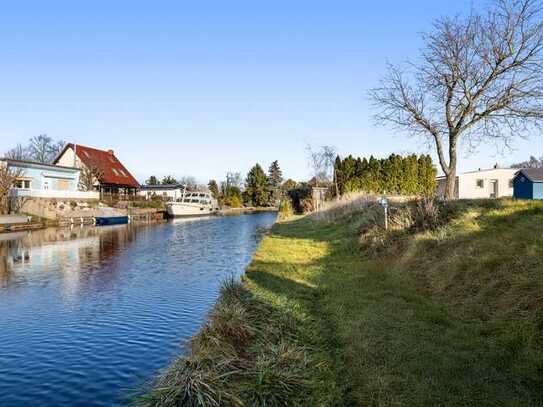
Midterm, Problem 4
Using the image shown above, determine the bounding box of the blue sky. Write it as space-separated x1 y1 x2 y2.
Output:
1 0 541 183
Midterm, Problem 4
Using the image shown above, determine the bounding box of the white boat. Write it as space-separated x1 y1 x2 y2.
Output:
165 189 218 217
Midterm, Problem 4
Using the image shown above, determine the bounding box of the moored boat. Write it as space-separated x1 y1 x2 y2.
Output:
165 189 218 217
95 216 129 226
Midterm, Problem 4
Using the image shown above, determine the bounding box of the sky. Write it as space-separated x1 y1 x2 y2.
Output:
1 0 542 184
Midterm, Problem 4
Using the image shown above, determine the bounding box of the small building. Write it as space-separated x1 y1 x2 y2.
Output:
436 167 518 199
3 159 98 200
138 184 185 201
513 168 543 200
54 143 140 198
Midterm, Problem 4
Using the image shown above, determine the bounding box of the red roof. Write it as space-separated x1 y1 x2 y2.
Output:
55 143 140 188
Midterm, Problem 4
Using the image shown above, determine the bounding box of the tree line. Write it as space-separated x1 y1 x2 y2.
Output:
334 154 437 196
208 160 283 208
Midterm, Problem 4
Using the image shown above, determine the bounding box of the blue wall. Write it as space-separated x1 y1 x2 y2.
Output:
8 162 79 191
533 182 543 199
513 175 533 199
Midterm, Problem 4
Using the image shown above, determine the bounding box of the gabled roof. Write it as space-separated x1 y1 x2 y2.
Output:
55 143 140 188
515 168 543 182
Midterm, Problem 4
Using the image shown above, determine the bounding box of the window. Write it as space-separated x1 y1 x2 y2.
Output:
15 179 31 189
43 181 49 190
476 179 484 188
119 169 127 177
83 151 91 158
109 156 116 163
112 168 119 176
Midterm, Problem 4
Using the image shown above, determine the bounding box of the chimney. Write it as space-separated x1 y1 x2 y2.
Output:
108 149 114 155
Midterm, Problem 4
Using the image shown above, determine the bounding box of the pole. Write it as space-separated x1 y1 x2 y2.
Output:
384 206 388 231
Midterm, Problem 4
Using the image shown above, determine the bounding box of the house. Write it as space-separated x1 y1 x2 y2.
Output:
138 184 185 201
3 159 99 200
436 167 518 199
513 168 543 200
54 143 139 197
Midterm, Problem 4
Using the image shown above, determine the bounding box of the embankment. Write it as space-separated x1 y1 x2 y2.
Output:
141 198 543 406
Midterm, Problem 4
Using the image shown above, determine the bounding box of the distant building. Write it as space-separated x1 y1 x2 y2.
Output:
513 168 543 200
436 168 518 199
138 184 185 201
3 158 98 200
54 143 140 197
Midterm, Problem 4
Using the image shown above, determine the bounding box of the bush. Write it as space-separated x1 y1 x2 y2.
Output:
229 195 243 208
278 199 293 221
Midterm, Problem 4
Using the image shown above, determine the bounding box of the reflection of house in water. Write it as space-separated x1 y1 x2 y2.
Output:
0 225 142 293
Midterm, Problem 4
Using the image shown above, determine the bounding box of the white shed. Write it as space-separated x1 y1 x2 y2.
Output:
436 168 518 199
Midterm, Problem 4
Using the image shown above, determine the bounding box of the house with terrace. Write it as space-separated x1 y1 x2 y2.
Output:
54 144 140 198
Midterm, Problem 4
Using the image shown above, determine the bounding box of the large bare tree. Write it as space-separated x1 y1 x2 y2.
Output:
370 0 543 199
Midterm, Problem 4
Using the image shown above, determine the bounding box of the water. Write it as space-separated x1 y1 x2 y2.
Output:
0 213 276 406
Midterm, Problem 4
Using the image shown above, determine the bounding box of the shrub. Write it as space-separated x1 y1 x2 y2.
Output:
278 199 293 221
229 195 243 208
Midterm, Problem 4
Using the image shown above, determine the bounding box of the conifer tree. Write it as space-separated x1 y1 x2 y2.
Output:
245 164 269 207
267 160 283 205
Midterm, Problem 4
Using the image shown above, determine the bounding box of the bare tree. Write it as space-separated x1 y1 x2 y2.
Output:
370 0 543 199
306 144 337 187
28 134 65 164
5 144 30 161
511 155 543 168
79 165 103 191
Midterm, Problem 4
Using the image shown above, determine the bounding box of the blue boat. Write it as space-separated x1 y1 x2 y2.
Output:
94 216 129 226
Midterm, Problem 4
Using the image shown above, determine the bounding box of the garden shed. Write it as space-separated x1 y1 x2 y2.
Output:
513 168 543 200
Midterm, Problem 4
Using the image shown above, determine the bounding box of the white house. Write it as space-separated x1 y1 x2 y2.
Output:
436 167 518 199
138 184 185 201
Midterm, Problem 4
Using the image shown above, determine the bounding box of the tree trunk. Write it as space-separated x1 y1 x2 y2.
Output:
444 171 456 200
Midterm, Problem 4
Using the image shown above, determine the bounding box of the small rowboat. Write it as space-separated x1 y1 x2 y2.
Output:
94 216 129 226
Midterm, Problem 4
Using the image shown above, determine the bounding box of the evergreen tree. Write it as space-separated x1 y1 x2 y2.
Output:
333 155 343 196
146 175 159 185
245 164 269 207
208 179 219 200
267 160 283 205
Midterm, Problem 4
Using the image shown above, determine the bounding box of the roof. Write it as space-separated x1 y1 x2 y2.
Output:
55 143 140 188
515 168 543 182
2 158 79 172
436 167 517 180
140 184 184 191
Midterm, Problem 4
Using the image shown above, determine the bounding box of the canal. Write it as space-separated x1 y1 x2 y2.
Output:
0 213 277 406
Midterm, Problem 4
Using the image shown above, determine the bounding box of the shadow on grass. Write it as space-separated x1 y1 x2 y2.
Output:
244 200 543 406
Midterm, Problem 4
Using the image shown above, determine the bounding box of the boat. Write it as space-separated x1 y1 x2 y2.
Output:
165 189 218 218
94 216 129 226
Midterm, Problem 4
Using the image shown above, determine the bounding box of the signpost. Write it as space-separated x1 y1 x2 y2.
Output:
379 196 388 231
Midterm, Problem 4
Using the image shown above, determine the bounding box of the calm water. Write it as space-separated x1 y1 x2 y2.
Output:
0 213 276 407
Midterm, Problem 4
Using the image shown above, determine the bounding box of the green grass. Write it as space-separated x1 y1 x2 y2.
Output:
143 198 543 406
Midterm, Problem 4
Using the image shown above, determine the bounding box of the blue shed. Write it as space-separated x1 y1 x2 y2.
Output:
513 168 543 200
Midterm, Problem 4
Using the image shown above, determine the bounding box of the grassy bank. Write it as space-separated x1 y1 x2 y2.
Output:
142 198 543 406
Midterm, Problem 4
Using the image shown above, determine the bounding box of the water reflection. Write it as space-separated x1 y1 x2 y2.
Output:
0 225 138 293
0 213 276 407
